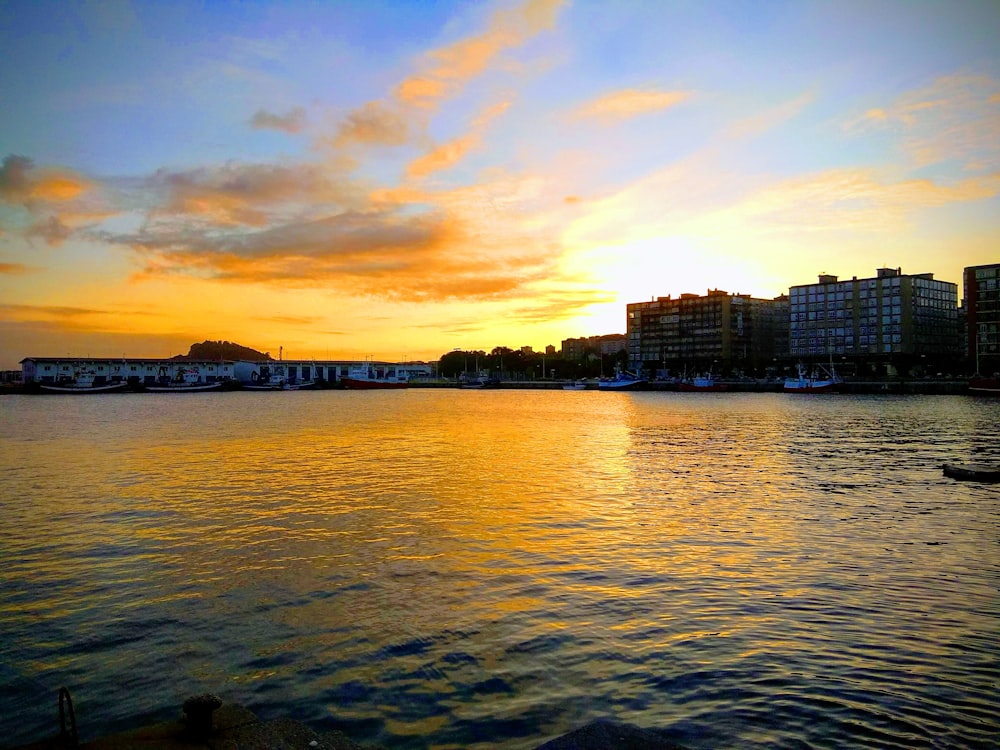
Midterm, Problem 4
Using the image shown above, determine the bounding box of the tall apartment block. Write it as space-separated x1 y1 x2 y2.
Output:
964 263 1000 376
789 268 958 373
626 290 789 374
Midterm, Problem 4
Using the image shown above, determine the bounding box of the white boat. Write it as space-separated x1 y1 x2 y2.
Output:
244 364 291 390
783 363 841 394
341 362 409 390
598 370 647 391
460 372 498 389
39 369 129 394
562 381 587 390
146 367 222 393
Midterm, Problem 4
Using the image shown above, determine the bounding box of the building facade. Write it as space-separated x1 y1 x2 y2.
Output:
964 263 1000 376
789 268 958 374
20 357 433 385
626 290 788 375
561 334 627 362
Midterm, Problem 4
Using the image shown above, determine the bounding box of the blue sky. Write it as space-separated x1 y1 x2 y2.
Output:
1 0 998 367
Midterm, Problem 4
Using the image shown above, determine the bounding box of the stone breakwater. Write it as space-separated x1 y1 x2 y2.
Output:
15 697 689 750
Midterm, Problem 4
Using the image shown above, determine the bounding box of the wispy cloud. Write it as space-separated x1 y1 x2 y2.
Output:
145 162 366 226
848 73 1000 171
334 101 411 147
405 99 512 179
0 262 30 275
571 88 691 122
394 0 563 110
250 107 306 133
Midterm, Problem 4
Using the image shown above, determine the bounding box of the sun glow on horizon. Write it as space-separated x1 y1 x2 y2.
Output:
1 0 998 368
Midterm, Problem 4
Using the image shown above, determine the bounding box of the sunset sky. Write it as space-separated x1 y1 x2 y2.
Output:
1 0 998 368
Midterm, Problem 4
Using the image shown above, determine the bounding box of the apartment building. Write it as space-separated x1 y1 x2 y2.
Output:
965 263 1000 375
789 268 958 373
626 290 788 375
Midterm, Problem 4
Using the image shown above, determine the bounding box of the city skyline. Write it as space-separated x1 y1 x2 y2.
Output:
2 0 999 370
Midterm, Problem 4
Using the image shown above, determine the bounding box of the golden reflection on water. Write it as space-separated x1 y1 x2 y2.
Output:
1 391 999 749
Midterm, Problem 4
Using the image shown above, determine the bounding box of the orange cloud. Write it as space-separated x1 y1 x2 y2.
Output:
0 262 29 274
149 162 367 226
407 136 479 179
402 99 511 180
394 0 563 110
335 101 410 146
0 155 91 206
393 78 449 109
572 89 691 121
0 303 148 332
31 174 89 202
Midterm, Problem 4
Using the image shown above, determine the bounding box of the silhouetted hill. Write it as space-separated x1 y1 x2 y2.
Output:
173 340 272 361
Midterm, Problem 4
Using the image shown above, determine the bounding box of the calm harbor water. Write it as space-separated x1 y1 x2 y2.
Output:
1 390 998 749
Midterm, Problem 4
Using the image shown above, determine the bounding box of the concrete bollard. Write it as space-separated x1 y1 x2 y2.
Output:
182 693 222 739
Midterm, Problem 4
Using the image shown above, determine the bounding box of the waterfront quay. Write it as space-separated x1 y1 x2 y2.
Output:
2 376 977 395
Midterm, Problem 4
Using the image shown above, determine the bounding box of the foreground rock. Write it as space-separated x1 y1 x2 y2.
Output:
535 719 688 749
18 699 688 750
17 702 385 750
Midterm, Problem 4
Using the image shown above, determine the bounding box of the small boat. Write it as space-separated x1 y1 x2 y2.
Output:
942 463 1000 483
39 370 129 394
968 376 1000 396
146 367 222 393
244 364 291 390
283 379 317 391
341 362 409 390
678 374 728 392
562 381 587 390
460 372 499 389
598 369 647 391
783 363 841 394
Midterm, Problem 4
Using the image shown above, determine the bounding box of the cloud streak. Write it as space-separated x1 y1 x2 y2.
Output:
849 73 1000 171
571 88 691 122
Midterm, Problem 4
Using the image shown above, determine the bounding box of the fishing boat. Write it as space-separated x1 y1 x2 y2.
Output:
783 363 842 394
341 362 409 390
678 374 728 392
460 371 499 389
39 369 129 394
968 376 1000 396
146 367 222 393
244 364 290 391
598 369 647 391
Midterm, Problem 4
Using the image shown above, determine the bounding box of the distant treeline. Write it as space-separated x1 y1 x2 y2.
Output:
175 340 272 361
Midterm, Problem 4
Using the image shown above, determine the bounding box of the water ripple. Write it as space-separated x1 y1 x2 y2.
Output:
1 392 998 749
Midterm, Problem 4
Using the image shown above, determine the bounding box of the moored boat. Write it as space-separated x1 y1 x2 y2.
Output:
146 367 222 393
39 370 129 394
244 364 290 390
968 376 1000 395
783 364 841 394
562 380 587 390
678 374 728 392
598 370 647 391
341 362 408 389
